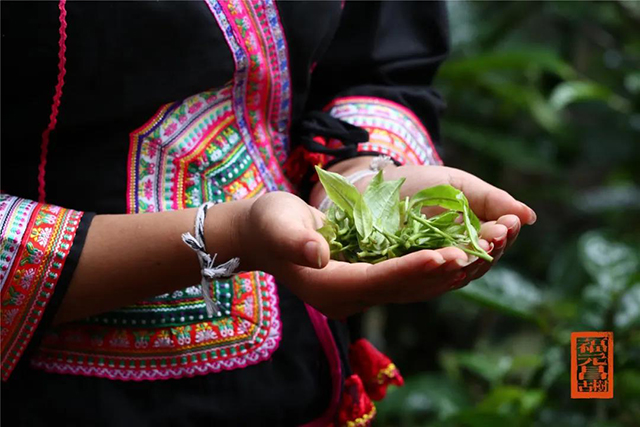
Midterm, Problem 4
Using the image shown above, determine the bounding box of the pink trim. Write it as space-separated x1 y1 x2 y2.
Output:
32 272 282 381
1 198 83 381
301 304 342 427
38 0 68 203
324 95 442 165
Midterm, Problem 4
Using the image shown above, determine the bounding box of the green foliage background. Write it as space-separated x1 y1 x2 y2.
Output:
374 2 640 426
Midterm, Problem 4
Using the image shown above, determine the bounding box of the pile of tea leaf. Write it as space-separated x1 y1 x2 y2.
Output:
315 166 493 264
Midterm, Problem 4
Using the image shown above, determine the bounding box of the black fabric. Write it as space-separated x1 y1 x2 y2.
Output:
3 287 332 427
1 1 449 425
306 1 450 152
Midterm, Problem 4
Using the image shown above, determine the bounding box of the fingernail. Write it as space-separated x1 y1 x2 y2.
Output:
521 203 537 225
433 256 446 265
424 256 445 272
304 241 320 268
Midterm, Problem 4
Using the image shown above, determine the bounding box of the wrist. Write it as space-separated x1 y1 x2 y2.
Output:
204 198 255 266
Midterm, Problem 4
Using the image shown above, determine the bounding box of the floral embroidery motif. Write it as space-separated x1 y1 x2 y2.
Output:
30 0 292 381
325 97 442 166
32 272 280 380
127 85 266 211
0 195 83 381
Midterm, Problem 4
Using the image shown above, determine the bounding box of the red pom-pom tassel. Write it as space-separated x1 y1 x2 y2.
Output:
332 374 376 427
348 338 404 401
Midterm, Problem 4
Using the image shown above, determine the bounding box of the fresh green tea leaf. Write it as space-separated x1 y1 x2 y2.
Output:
429 211 461 227
411 185 481 230
363 171 405 234
314 166 492 263
315 165 361 216
462 203 490 261
354 196 373 240
410 185 467 212
317 221 337 243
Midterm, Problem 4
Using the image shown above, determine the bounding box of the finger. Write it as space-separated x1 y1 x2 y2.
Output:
393 270 466 303
447 168 536 224
496 215 521 249
273 226 331 269
434 246 469 270
479 222 508 244
366 249 447 290
260 202 330 269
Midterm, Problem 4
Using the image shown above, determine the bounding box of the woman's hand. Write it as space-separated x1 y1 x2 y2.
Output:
381 164 535 284
241 183 534 319
298 158 537 318
238 191 331 273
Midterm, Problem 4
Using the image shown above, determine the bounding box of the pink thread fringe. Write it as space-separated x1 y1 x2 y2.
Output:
38 0 68 203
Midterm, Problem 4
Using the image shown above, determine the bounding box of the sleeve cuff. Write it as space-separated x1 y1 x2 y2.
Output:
1 195 92 381
324 96 443 166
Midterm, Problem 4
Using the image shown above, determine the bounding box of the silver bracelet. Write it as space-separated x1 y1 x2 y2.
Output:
182 201 240 317
318 155 395 213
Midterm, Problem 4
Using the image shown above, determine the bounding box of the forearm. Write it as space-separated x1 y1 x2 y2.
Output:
54 199 252 324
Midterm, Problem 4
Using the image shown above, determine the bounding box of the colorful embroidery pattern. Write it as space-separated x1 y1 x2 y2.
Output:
205 0 293 192
127 84 267 211
30 0 292 381
1 195 83 381
31 272 280 380
325 97 442 166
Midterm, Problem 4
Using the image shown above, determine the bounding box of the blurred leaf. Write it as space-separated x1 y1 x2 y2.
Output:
547 239 590 296
574 184 640 214
624 72 640 95
440 48 575 80
442 121 558 174
540 346 566 390
549 81 629 113
578 231 639 292
477 80 562 132
617 369 640 399
579 283 614 330
615 282 640 331
535 409 589 427
510 353 545 384
478 386 545 417
375 373 472 423
456 352 513 385
456 267 543 321
444 410 517 427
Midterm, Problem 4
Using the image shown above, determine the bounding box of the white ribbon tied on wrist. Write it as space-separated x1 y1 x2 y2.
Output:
182 201 240 317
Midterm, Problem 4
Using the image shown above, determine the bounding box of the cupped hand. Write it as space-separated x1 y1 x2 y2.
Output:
241 183 534 319
376 164 535 288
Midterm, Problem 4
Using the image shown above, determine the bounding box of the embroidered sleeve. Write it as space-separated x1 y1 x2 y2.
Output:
1 194 91 381
285 1 449 187
324 96 442 167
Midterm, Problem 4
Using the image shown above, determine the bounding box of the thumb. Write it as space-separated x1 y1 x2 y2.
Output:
270 223 330 269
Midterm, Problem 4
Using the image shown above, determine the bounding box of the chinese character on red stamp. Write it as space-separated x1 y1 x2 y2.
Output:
571 331 613 399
